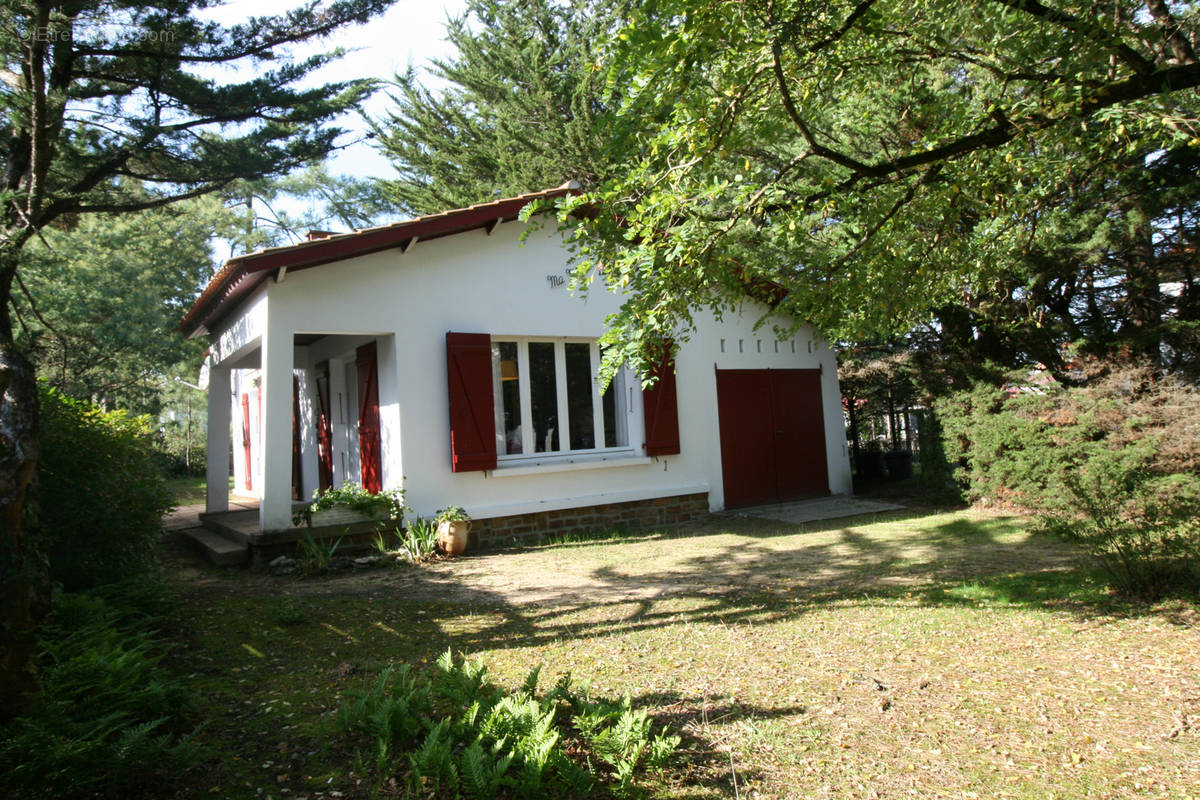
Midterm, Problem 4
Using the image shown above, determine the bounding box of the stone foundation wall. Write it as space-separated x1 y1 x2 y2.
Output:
468 492 710 549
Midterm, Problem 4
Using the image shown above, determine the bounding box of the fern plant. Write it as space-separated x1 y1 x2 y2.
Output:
337 651 681 798
408 719 459 793
0 585 198 796
336 665 432 770
459 740 514 800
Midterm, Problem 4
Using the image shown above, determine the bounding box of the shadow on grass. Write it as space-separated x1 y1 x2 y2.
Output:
169 509 1190 799
295 512 1168 671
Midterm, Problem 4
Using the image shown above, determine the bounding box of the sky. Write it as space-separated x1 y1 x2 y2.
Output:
199 0 470 180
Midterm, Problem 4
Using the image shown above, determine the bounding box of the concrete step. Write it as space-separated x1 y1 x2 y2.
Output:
177 526 248 567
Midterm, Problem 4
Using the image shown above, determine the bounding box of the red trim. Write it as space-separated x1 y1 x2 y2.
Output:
357 343 382 494
315 361 333 492
240 393 252 491
446 332 497 472
642 343 681 457
291 375 303 501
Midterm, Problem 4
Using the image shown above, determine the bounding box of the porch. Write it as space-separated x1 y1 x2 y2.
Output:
176 496 395 568
201 312 401 534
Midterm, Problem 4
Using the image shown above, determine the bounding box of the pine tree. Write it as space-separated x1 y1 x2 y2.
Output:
0 0 390 719
372 0 628 215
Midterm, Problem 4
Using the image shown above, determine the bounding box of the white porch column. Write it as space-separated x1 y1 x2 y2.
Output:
295 365 320 501
376 335 403 490
205 365 231 514
259 316 295 531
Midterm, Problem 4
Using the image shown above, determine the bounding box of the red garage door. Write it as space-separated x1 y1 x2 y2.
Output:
716 369 829 508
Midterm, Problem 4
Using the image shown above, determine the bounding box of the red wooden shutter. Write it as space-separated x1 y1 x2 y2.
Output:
315 361 333 492
642 343 681 456
241 393 252 490
357 342 382 493
291 376 303 500
446 332 497 472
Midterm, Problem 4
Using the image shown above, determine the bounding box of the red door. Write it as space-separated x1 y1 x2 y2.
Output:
356 343 382 494
715 370 779 507
291 376 303 501
315 361 333 492
769 370 829 501
240 393 252 491
716 369 829 508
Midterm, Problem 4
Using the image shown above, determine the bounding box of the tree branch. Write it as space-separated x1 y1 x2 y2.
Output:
1145 0 1198 64
985 0 1156 76
836 164 944 268
771 37 874 174
810 0 877 55
67 182 235 216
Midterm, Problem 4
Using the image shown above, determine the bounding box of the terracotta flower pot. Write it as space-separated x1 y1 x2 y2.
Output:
437 520 470 555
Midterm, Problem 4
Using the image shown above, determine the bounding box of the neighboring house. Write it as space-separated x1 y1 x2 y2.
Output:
181 183 852 545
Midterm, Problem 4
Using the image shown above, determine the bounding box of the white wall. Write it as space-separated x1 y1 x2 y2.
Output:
252 223 852 520
677 305 854 507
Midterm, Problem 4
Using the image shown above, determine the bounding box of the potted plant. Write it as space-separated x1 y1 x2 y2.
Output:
293 483 407 528
435 505 471 555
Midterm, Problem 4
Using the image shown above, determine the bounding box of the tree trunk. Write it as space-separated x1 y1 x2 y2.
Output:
1126 217 1164 360
0 336 45 721
846 391 861 475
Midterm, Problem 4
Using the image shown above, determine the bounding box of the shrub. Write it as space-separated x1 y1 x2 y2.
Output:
337 650 680 798
0 579 197 796
935 362 1200 599
915 408 962 504
39 385 172 590
293 482 407 527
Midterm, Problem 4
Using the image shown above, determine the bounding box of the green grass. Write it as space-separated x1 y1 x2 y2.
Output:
165 475 233 506
159 510 1198 799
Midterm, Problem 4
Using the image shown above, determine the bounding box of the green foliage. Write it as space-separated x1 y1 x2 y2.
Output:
336 650 680 797
916 409 961 505
337 665 433 769
39 385 172 590
16 196 216 413
373 0 628 215
0 0 392 724
566 688 681 795
936 362 1200 599
155 372 210 476
266 599 308 627
435 505 471 523
547 0 1200 381
398 519 440 563
460 739 515 800
0 581 197 795
296 529 343 575
295 483 408 527
223 166 401 250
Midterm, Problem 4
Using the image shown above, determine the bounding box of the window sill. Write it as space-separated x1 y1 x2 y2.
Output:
490 454 652 478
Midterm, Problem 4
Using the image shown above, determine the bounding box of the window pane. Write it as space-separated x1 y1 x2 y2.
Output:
602 377 618 447
565 343 595 450
495 341 522 454
528 342 559 452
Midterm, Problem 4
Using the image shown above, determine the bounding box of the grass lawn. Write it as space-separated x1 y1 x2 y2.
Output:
166 475 233 506
162 509 1199 799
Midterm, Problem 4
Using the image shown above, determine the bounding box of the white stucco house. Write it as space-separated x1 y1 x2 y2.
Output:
182 183 852 551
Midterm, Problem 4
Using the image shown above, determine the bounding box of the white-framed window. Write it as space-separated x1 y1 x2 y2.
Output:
491 337 631 462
